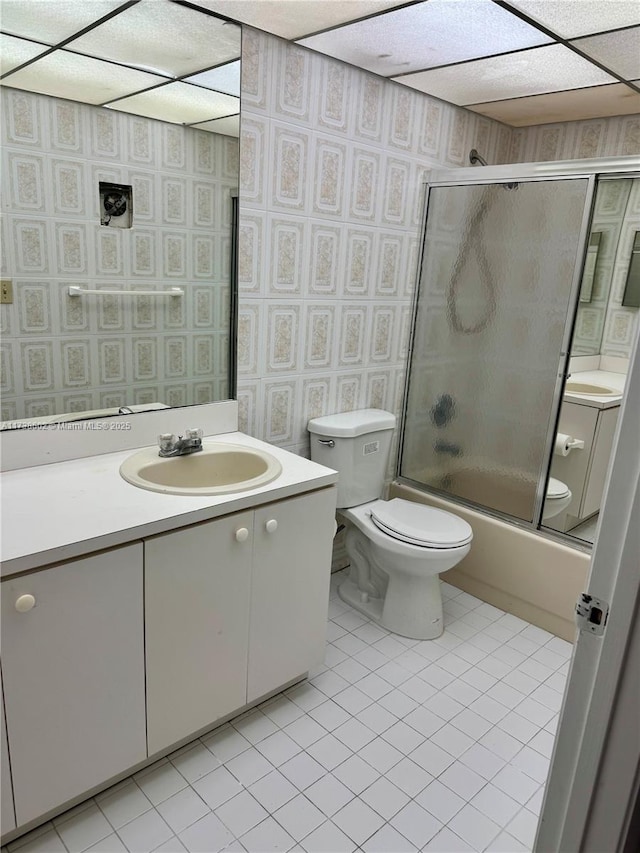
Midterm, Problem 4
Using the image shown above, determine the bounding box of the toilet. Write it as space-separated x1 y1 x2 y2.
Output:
543 476 572 520
308 409 473 640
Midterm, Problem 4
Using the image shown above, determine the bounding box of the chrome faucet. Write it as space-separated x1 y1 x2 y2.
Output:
157 428 203 457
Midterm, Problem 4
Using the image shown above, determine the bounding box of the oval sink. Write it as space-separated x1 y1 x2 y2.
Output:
120 442 282 495
565 381 617 396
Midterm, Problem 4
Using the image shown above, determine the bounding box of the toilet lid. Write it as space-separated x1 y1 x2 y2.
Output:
547 477 570 499
369 499 473 548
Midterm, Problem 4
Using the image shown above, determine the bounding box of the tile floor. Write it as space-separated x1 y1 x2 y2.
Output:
4 571 572 853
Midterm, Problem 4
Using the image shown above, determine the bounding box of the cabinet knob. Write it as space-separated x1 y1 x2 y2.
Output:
265 519 278 534
235 527 249 543
15 593 36 613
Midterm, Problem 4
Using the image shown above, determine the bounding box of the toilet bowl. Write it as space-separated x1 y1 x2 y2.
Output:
543 476 572 520
308 409 473 640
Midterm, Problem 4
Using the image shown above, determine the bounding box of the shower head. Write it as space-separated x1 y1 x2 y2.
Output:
469 149 488 167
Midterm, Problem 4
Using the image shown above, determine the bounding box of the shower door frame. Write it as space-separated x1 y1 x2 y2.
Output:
397 155 640 541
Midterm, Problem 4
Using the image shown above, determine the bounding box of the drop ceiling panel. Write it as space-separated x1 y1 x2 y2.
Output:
0 0 126 44
468 83 640 126
572 27 640 80
298 0 552 77
0 34 49 75
184 61 241 97
68 0 241 78
396 44 617 105
505 0 640 39
185 0 409 40
106 81 239 124
190 115 240 136
2 51 166 104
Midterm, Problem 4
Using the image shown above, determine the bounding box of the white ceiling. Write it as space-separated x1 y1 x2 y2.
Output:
1 0 639 132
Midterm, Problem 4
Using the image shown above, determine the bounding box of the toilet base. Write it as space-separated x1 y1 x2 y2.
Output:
337 574 444 641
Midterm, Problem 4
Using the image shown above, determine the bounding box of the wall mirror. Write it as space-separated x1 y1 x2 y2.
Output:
543 175 639 546
0 0 240 428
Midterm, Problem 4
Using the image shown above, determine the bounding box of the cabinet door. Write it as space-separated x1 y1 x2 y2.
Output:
1 545 146 827
582 407 619 518
1 668 16 835
145 512 253 755
248 488 336 703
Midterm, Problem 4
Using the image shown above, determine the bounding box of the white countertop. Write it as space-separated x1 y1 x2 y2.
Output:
0 432 338 577
563 370 627 410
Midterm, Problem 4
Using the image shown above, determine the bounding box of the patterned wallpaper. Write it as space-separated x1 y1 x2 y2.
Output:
0 88 237 422
236 28 512 456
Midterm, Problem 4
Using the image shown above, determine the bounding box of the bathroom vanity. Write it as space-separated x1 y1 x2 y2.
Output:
547 369 625 533
0 426 337 840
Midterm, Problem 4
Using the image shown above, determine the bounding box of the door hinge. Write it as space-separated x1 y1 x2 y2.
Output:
576 593 609 636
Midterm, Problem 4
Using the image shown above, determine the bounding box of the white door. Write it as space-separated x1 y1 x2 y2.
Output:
1 545 146 826
535 335 640 851
247 488 336 703
145 511 253 755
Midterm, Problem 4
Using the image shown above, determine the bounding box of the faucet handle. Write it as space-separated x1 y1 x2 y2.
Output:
158 433 176 451
184 428 203 440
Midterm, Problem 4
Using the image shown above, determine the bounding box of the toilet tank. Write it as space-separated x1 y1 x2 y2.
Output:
308 409 396 508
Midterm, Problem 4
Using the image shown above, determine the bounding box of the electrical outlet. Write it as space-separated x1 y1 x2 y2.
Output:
1 279 13 304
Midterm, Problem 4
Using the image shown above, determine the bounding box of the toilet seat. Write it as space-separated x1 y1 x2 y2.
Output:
369 498 473 549
547 476 570 499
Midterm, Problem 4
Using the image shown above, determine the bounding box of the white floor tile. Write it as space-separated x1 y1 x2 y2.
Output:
273 795 325 842
155 789 209 836
86 833 128 852
300 819 357 853
332 685 374 715
260 696 305 729
361 824 418 852
307 700 351 731
448 804 500 852
357 703 398 735
202 727 252 764
177 812 233 853
215 791 268 838
496 711 540 744
306 733 353 770
484 830 529 852
117 810 173 853
385 757 434 797
279 752 326 790
404 706 446 739
442 678 482 706
512 746 550 785
381 720 425 755
333 798 385 846
285 683 327 713
333 658 370 684
135 763 189 807
358 736 404 773
458 743 505 781
360 777 410 821
357 672 395 700
248 770 298 813
507 808 539 847
255 730 302 766
390 801 442 849
410 740 456 777
468 696 509 725
439 760 486 801
96 781 152 830
491 765 540 805
55 803 113 853
450 708 493 741
333 754 380 794
170 743 222 784
398 675 438 703
239 816 294 853
225 747 274 786
478 728 522 762
470 784 521 826
310 670 350 698
8 829 67 853
305 774 355 817
431 723 475 758
414 779 466 824
423 692 465 722
422 825 472 852
514 697 556 727
232 710 279 745
333 718 377 750
192 767 243 811
377 689 419 718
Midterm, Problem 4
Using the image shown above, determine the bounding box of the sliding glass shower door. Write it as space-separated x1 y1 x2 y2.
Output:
400 177 593 524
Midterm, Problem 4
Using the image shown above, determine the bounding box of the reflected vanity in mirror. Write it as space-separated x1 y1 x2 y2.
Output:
0 0 240 428
542 177 639 544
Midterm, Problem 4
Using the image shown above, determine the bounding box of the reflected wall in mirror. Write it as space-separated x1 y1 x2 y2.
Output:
571 178 638 358
0 0 240 427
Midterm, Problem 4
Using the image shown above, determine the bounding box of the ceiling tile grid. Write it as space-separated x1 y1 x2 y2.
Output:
0 0 639 129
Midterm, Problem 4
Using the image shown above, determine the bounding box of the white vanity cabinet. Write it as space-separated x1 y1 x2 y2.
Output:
145 487 336 755
549 401 620 531
0 545 146 827
1 670 16 835
248 489 335 702
145 510 254 756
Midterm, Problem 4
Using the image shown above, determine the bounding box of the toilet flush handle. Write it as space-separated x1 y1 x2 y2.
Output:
317 439 335 448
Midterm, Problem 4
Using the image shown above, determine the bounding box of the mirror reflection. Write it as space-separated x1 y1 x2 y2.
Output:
543 177 639 544
0 0 240 428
